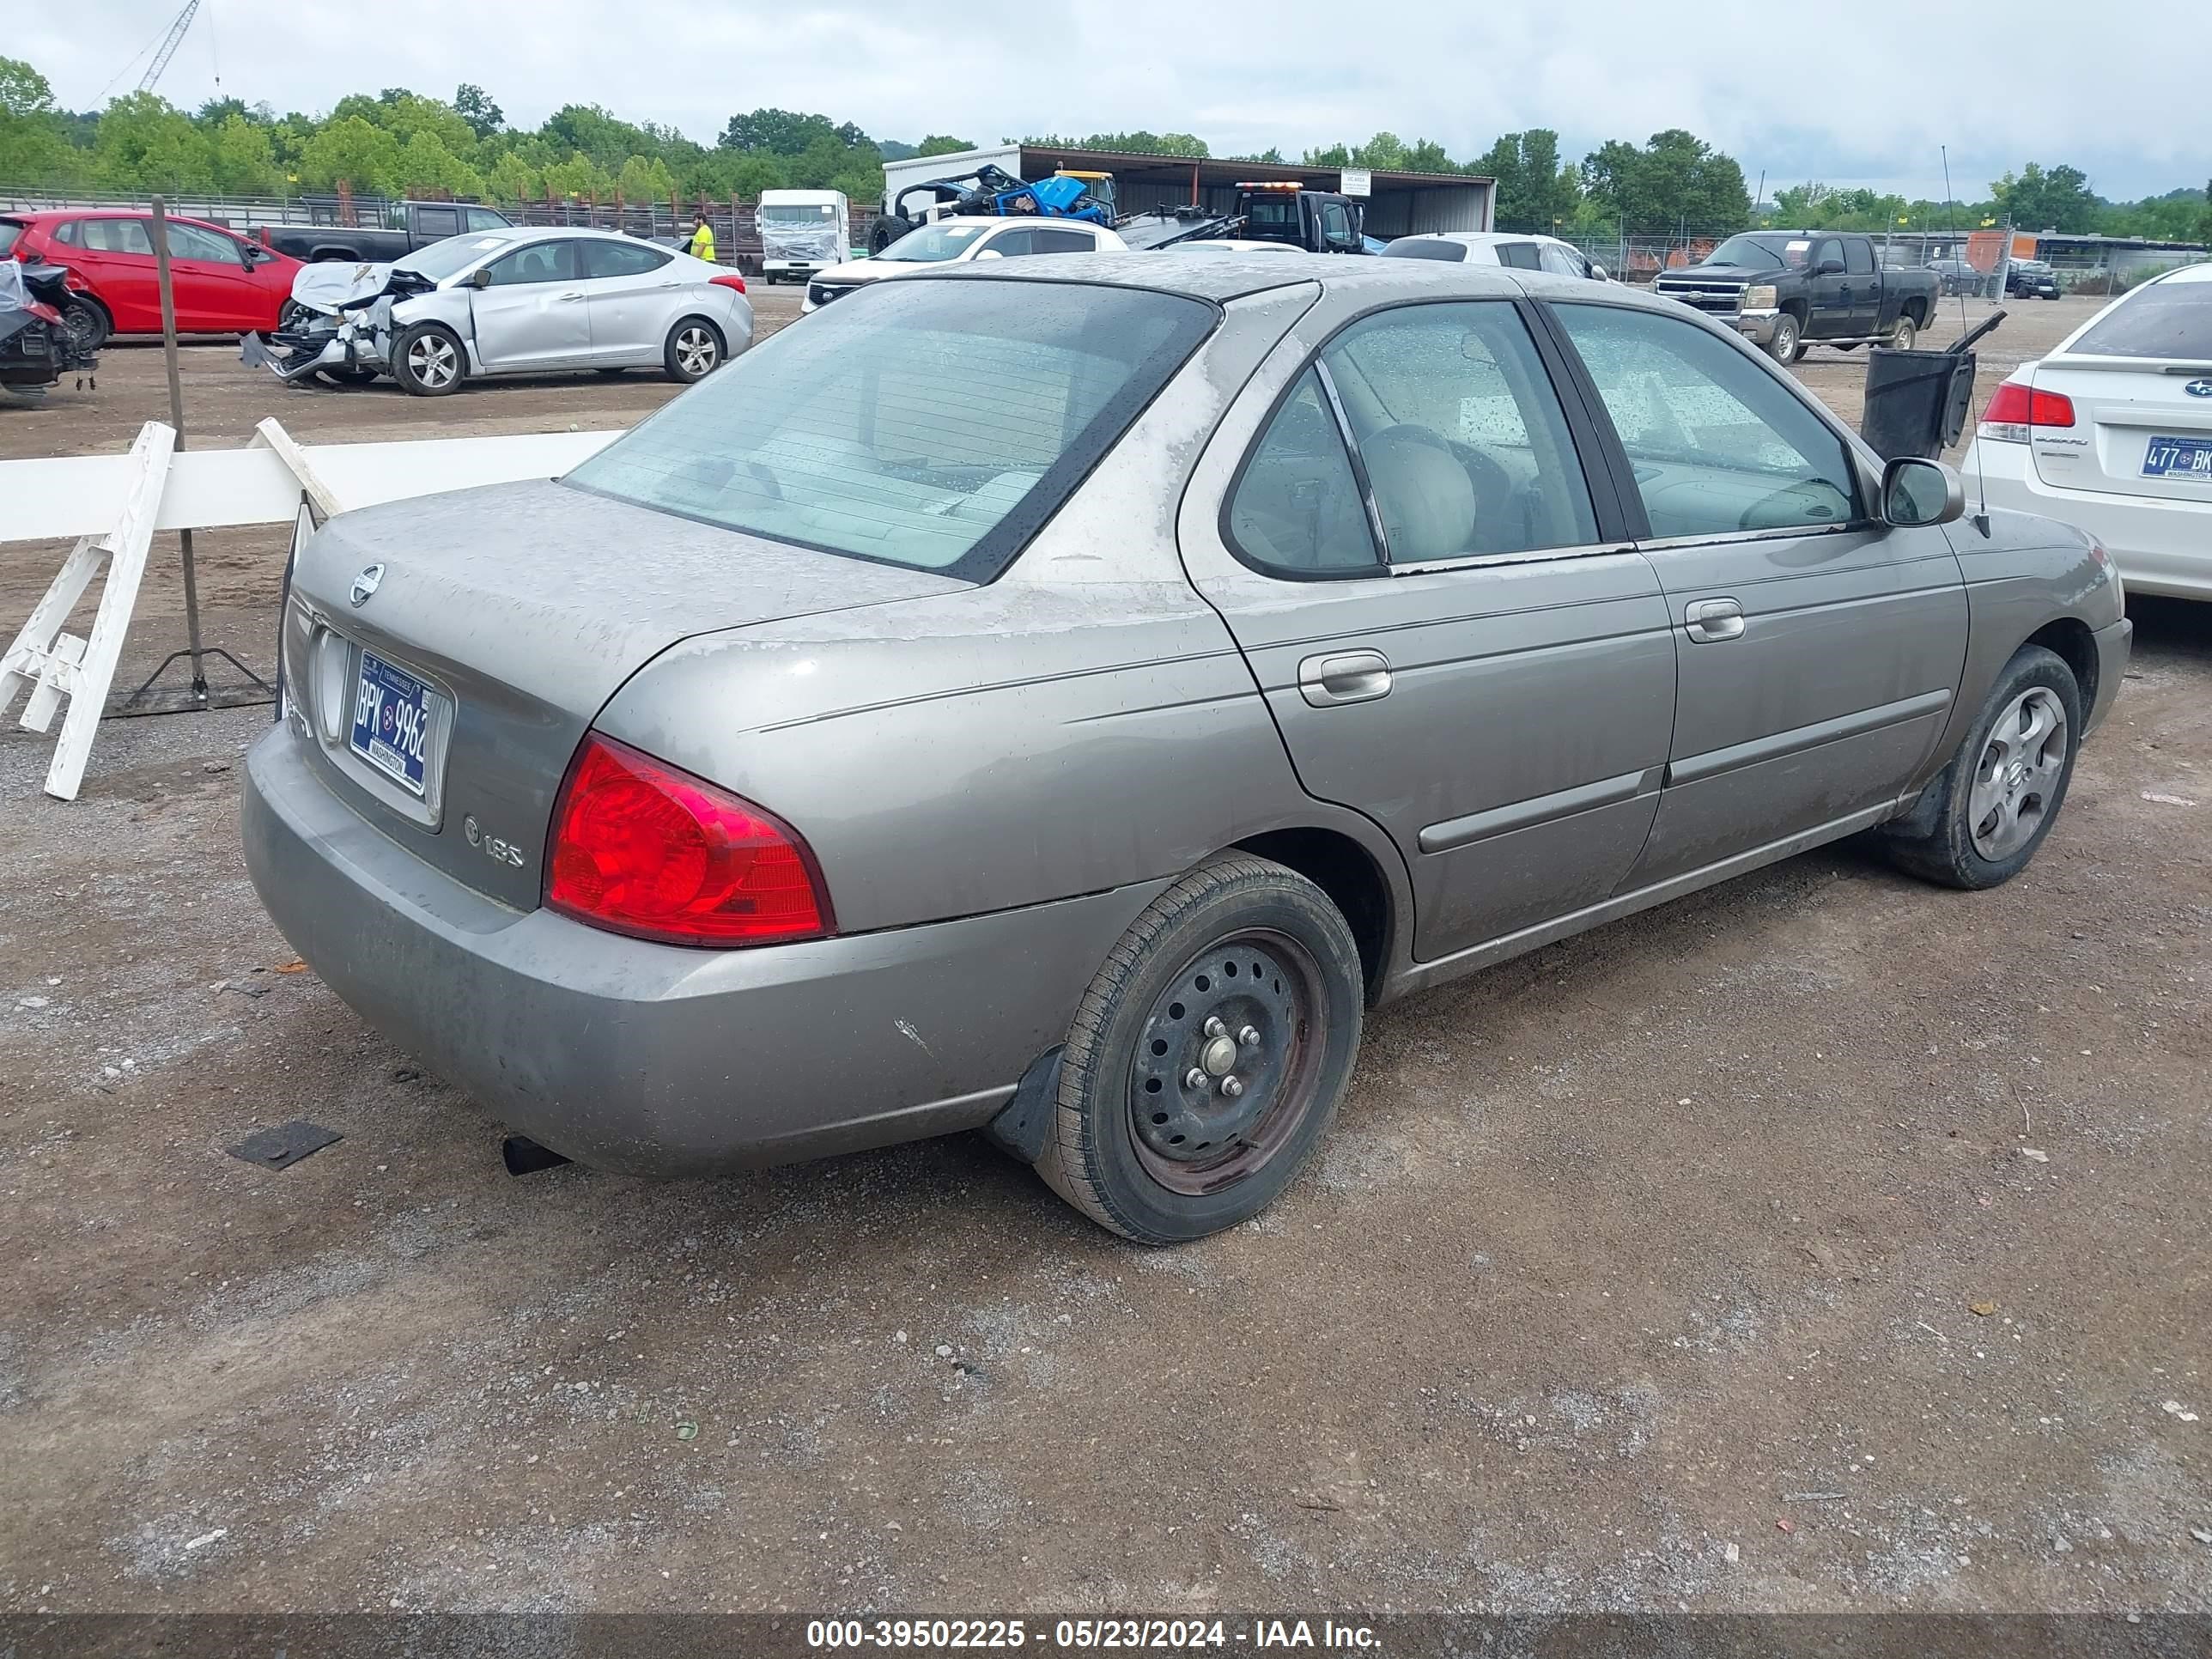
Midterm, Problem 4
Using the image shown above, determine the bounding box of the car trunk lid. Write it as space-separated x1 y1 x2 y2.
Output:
2028 357 2212 501
283 477 969 909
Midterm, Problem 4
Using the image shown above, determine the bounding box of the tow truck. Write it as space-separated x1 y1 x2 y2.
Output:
1119 182 1370 255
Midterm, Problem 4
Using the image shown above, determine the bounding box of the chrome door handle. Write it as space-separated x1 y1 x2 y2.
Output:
556 291 586 303
1685 598 1745 643
1297 650 1393 707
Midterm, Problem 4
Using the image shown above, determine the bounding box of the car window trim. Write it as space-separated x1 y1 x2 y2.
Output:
1310 358 1395 561
1534 294 1877 533
1214 293 1630 583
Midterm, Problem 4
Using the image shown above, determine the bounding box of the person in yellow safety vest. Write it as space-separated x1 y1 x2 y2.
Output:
687 212 716 263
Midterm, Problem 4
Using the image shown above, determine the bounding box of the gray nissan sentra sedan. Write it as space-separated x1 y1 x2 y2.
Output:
244 256 2130 1243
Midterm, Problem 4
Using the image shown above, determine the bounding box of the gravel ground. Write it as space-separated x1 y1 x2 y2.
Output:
3 287 2208 1619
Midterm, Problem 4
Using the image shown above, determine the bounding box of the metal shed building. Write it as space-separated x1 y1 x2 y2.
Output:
878 143 1494 240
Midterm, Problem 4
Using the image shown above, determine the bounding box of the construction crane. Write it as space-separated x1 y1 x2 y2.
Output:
137 0 203 94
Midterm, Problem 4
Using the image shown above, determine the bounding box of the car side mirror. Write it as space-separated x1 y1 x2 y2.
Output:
1589 263 1609 282
469 266 494 289
1817 258 1845 276
1882 457 1965 527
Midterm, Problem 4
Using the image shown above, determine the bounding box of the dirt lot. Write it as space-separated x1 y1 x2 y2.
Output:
3 289 2208 1620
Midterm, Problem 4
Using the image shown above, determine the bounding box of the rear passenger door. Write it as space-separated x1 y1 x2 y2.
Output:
63 217 161 332
1842 238 1881 335
1547 300 1966 884
1179 296 1679 961
579 237 678 363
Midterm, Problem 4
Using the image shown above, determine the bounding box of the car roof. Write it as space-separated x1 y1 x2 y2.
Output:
1394 231 1567 248
5 206 234 229
924 251 1571 306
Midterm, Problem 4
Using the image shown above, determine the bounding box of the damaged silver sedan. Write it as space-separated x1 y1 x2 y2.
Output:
242 227 753 396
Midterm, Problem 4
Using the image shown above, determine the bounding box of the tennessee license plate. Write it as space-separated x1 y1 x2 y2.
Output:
348 650 438 796
2142 434 2212 480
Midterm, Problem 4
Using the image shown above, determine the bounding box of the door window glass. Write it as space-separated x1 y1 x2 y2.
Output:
465 208 507 233
51 220 82 247
1553 302 1860 538
414 205 460 240
1844 239 1875 276
1810 238 1843 273
1322 301 1599 559
981 228 1036 257
1027 228 1094 253
1539 242 1587 278
581 239 672 279
80 218 155 255
1225 368 1379 576
486 240 580 285
163 222 237 263
1322 203 1352 246
1497 241 1543 270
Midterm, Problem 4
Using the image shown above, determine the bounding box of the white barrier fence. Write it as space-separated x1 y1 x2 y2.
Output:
1 420 618 801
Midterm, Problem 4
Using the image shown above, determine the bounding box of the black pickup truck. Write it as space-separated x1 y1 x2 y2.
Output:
252 200 514 265
1653 231 1941 364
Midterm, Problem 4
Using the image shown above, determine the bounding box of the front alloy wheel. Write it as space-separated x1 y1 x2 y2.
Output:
1966 687 2067 860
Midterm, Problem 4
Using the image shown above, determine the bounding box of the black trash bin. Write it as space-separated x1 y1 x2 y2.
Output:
1859 309 2005 463
1861 349 1978 462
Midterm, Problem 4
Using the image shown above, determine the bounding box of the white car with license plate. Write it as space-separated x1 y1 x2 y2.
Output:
1961 264 2212 598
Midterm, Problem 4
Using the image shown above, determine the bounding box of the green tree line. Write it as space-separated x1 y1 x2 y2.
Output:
3 57 2205 242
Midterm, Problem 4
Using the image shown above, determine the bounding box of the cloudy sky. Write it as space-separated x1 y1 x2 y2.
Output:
20 0 2206 202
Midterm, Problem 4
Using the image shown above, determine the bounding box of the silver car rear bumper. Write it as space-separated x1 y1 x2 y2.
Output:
242 723 1161 1176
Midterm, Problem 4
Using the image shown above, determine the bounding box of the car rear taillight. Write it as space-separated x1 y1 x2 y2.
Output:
710 272 748 295
545 734 830 947
1979 381 2075 441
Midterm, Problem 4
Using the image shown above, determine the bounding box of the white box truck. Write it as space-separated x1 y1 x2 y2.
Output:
756 190 851 284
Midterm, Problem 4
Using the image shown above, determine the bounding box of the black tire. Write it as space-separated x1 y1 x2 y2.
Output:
869 215 914 254
391 322 465 397
1765 312 1802 365
1880 645 2082 890
663 316 724 383
1887 314 1919 351
1036 856 1364 1244
62 298 109 356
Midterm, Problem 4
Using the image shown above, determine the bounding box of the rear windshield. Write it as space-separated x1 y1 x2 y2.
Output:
2069 277 2212 361
0 222 21 258
1382 239 1467 263
760 204 835 225
565 277 1217 580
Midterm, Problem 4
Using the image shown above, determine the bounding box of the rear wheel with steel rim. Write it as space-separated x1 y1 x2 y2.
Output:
1888 313 1919 350
392 322 465 397
664 316 724 383
1881 644 2082 890
1038 856 1364 1243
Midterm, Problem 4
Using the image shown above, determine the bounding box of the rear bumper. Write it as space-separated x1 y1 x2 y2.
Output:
1964 437 2212 599
242 723 1161 1176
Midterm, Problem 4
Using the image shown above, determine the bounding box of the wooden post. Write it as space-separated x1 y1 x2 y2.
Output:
148 199 208 707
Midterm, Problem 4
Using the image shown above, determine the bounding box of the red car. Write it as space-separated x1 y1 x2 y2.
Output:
1 209 301 354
